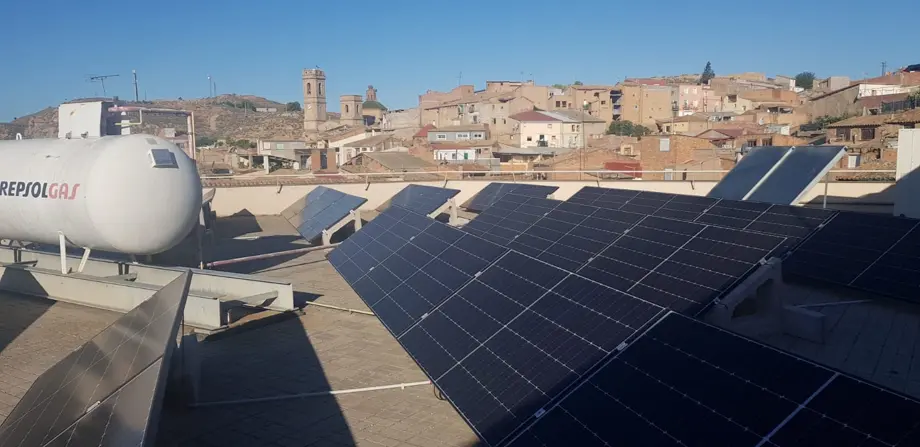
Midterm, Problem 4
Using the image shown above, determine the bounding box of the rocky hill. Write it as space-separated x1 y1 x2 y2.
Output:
5 94 324 141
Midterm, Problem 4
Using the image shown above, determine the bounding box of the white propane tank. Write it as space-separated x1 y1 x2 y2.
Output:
0 134 202 254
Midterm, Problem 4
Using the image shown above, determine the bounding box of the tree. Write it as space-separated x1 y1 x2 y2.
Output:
552 84 566 90
573 81 584 86
700 62 715 85
795 72 816 90
286 101 302 112
196 136 217 146
606 120 651 137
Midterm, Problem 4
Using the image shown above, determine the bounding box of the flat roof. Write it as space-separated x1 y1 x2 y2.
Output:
154 216 479 446
0 294 119 425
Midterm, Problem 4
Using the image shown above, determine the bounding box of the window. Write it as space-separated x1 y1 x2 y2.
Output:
492 118 497 124
318 83 323 96
547 124 552 129
562 101 568 107
436 134 447 140
457 133 470 139
683 88 689 94
472 133 484 139
306 83 312 95
861 127 876 140
571 125 576 131
556 101 561 107
746 139 758 147
762 138 773 146
601 100 607 105
345 104 349 113
664 168 674 180
526 136 533 141
502 119 506 124
692 88 698 94
836 128 850 140
659 138 670 152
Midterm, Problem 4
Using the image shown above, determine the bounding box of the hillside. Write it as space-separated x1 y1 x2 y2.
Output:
5 94 327 141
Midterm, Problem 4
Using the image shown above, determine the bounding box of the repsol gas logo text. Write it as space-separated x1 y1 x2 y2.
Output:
0 181 81 200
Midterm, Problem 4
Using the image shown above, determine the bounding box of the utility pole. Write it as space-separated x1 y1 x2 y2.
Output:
132 70 139 102
208 75 212 97
458 71 462 87
89 74 120 97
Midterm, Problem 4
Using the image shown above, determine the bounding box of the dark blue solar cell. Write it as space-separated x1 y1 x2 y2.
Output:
282 186 367 242
467 183 559 212
745 145 846 205
383 184 461 215
707 146 790 201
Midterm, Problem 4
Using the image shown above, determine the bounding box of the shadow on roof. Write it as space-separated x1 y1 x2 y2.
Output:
155 307 356 446
0 269 52 356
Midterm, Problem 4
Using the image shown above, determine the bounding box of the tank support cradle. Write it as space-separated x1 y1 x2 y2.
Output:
57 232 91 274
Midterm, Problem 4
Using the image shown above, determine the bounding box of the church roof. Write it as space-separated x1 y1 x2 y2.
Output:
363 100 387 110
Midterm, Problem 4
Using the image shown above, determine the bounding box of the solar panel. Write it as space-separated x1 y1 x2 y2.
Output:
329 206 507 335
462 194 561 246
784 211 920 302
378 184 461 216
334 208 793 445
566 186 835 244
507 312 920 447
745 145 846 205
707 146 789 200
397 251 666 446
42 358 167 447
327 206 435 286
281 186 367 242
0 271 192 447
463 193 788 314
465 183 559 212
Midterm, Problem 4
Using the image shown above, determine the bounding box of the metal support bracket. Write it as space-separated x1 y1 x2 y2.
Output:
322 209 363 246
78 248 92 273
58 232 68 274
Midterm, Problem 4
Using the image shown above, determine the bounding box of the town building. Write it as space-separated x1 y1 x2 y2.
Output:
362 85 387 125
807 84 917 118
339 134 400 165
508 110 605 149
547 85 618 123
302 69 327 133
613 83 673 127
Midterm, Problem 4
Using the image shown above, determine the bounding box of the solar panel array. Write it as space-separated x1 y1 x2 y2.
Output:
508 312 920 447
707 146 789 200
0 271 192 447
378 184 460 216
281 186 367 242
707 145 846 205
332 205 920 446
566 186 835 243
784 212 920 302
465 183 559 212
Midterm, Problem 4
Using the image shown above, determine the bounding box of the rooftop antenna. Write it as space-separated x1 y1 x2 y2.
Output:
458 71 462 87
881 62 887 76
132 70 139 102
88 74 120 97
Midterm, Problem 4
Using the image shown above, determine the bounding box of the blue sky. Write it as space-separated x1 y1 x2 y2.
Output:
2 0 918 122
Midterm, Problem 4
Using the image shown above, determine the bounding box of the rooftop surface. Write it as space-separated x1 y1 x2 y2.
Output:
1 205 917 446
158 215 478 447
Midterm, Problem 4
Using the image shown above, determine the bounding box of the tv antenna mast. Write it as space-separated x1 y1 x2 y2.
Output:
88 74 120 96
